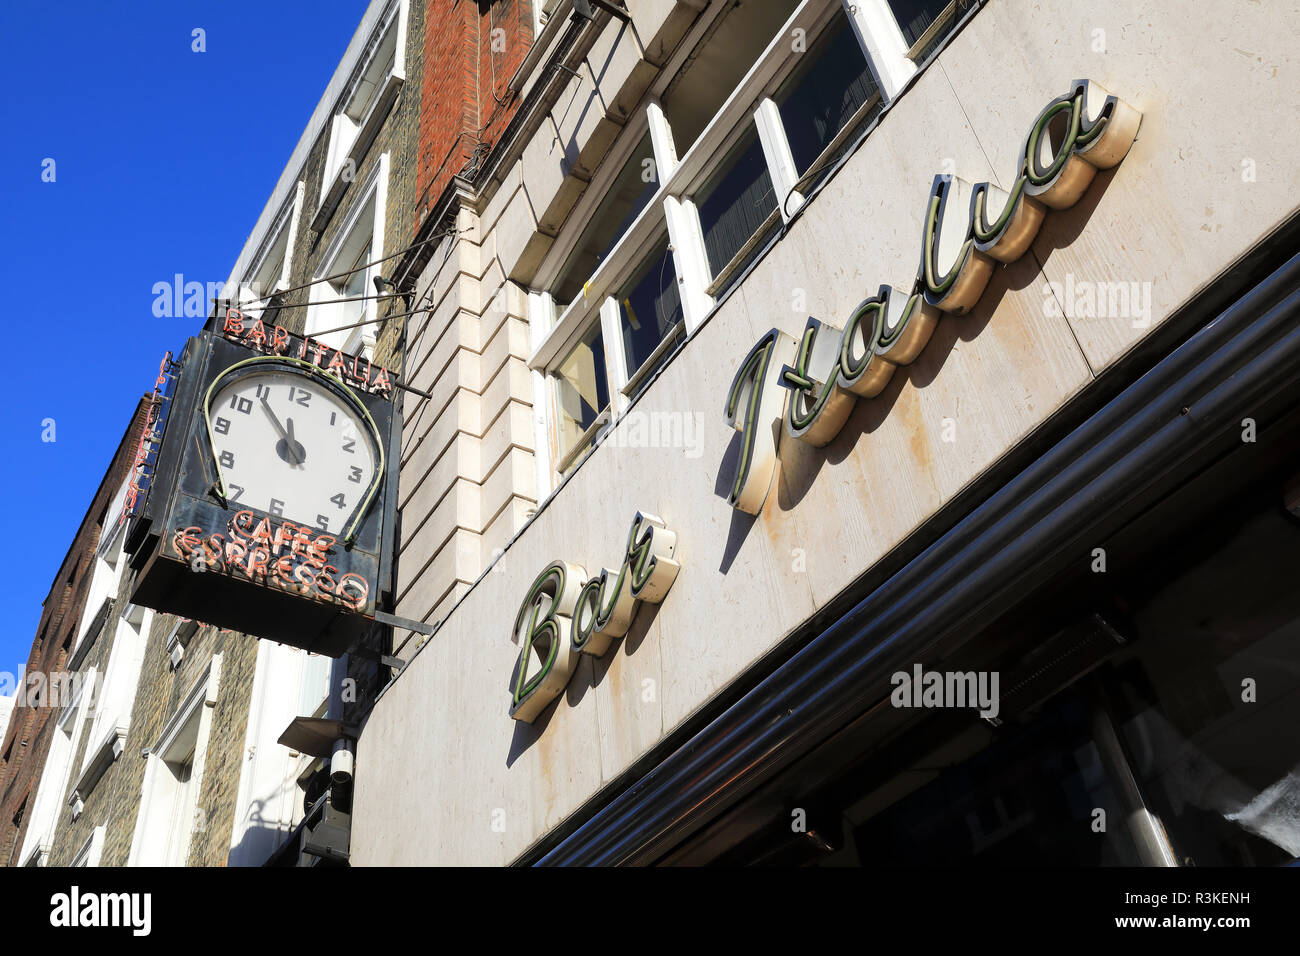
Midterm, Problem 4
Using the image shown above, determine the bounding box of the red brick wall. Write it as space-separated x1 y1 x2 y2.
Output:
416 0 534 228
0 396 151 866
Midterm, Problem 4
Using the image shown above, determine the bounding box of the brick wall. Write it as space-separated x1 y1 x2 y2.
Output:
0 396 151 866
415 0 533 233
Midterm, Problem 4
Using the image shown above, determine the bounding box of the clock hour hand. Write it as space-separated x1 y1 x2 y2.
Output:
260 398 304 466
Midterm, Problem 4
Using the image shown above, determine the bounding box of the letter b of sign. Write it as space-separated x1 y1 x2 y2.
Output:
508 561 585 723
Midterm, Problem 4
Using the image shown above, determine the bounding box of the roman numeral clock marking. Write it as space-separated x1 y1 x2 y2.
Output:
203 356 385 544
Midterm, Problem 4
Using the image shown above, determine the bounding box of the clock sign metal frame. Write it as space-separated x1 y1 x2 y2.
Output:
125 314 401 657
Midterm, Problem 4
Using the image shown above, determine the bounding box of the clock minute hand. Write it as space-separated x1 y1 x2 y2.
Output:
260 397 303 465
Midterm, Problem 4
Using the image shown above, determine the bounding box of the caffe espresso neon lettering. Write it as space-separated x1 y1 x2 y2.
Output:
724 79 1143 513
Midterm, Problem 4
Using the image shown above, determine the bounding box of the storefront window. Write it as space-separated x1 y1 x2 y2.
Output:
828 497 1300 867
1106 508 1300 866
851 693 1147 865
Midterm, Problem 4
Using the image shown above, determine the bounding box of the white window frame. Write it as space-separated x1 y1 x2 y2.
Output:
313 0 407 231
534 0 566 38
127 655 222 867
525 0 949 481
16 667 96 867
240 182 304 318
70 826 106 867
76 604 151 794
309 152 391 358
72 477 134 657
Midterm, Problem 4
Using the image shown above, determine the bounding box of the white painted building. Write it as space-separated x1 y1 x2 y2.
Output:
342 0 1300 866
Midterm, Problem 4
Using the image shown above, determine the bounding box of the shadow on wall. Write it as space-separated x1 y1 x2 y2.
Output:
227 796 297 867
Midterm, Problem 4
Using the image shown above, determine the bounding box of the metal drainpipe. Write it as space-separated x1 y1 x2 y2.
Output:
535 249 1300 866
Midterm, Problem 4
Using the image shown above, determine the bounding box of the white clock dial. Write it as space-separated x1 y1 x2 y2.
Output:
208 368 379 534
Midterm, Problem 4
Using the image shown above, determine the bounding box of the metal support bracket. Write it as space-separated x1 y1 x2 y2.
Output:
373 609 435 636
571 0 630 24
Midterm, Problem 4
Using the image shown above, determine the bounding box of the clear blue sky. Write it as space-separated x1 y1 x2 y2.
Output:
0 1 369 683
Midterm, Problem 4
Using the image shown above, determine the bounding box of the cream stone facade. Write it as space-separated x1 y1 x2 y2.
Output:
352 0 1300 866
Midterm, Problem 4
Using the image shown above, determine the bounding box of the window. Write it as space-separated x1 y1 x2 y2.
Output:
615 235 684 397
95 476 130 565
159 731 198 867
534 0 563 40
128 656 221 867
239 184 303 322
78 604 150 790
309 154 389 358
70 827 105 867
553 321 610 468
15 669 95 867
659 0 802 155
527 0 983 485
338 243 372 336
551 131 658 308
775 14 882 179
694 128 779 293
314 0 407 230
890 0 966 60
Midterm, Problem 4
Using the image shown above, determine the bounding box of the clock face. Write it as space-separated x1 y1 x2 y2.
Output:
207 366 380 535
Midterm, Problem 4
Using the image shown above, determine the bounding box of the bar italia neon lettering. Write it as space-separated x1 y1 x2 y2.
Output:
725 79 1143 513
221 308 393 398
509 513 680 723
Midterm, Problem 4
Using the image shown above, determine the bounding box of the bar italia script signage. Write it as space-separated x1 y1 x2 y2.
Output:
509 513 680 723
725 79 1143 512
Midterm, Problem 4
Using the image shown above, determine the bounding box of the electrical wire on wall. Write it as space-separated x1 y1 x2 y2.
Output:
234 223 468 311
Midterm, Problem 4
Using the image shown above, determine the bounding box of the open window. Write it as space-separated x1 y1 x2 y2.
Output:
658 0 802 156
526 0 981 485
550 129 659 313
890 0 969 63
552 319 611 472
